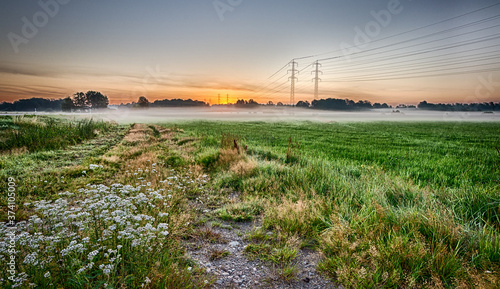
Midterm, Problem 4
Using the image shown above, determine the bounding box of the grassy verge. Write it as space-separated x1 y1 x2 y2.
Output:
0 123 212 288
0 115 114 153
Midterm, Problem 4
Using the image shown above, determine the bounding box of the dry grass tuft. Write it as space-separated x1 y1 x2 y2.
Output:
102 155 120 163
230 158 257 178
264 197 325 238
218 148 243 169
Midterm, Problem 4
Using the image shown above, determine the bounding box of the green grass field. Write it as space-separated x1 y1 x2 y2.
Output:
1 116 499 288
175 121 500 288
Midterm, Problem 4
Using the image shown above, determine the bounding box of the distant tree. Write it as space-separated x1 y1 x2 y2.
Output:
137 96 150 108
71 91 108 110
267 101 274 106
151 98 208 107
247 99 259 105
86 91 109 109
73 92 88 108
0 98 63 111
356 100 372 109
276 102 284 106
296 100 310 108
61 97 75 112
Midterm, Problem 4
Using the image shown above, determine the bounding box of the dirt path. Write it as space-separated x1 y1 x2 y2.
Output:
122 124 339 288
185 199 338 288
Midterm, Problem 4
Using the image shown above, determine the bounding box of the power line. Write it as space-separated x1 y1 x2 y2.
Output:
251 2 500 102
320 34 500 76
326 66 500 82
319 16 500 66
294 2 500 61
288 60 298 105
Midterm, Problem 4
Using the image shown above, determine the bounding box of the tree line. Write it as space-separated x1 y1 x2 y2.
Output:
308 98 390 110
118 97 209 108
0 98 62 111
2 95 500 112
417 101 500 111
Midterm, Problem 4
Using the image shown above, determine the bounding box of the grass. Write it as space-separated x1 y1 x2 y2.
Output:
1 118 499 288
0 115 113 153
173 120 500 288
214 199 264 222
244 228 300 282
177 121 500 188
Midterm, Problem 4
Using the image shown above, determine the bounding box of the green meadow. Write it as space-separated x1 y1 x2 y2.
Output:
176 121 500 288
1 116 499 288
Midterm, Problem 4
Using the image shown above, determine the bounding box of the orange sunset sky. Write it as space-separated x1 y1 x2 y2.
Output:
1 0 499 106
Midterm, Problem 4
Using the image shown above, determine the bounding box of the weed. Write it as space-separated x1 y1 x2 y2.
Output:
285 136 301 164
215 199 264 222
192 227 227 244
209 249 230 261
278 264 298 282
269 246 298 266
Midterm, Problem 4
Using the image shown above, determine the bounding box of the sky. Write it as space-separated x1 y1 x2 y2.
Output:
0 0 499 106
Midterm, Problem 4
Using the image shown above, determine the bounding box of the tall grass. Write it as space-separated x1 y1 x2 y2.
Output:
0 116 113 153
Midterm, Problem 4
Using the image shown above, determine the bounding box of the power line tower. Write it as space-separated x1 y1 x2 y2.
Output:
218 94 220 105
226 94 229 104
288 60 298 106
312 61 322 100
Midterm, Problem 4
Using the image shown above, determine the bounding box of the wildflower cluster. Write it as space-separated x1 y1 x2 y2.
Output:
0 183 173 288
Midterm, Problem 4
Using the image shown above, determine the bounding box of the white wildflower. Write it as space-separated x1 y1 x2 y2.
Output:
23 252 38 266
89 164 103 170
87 249 99 260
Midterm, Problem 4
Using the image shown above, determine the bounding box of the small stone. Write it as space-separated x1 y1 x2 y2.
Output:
303 277 310 283
228 241 240 247
215 280 223 285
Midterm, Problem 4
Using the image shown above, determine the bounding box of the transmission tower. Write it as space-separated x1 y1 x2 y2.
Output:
218 94 220 105
226 94 229 104
288 60 298 106
312 61 322 100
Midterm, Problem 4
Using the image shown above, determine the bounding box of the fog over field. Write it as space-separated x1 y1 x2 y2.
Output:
3 107 499 124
